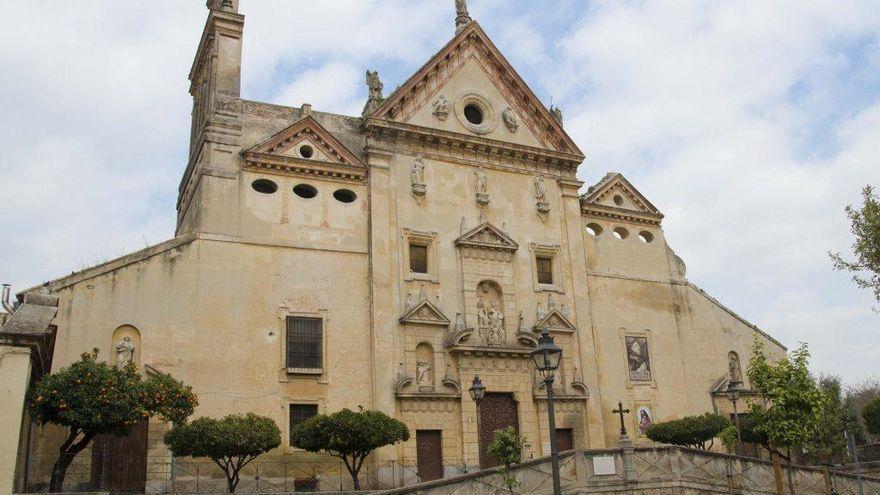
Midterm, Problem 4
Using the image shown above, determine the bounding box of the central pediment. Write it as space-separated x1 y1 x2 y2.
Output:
455 222 518 252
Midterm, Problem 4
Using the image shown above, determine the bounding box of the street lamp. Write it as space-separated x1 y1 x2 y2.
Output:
726 379 743 455
469 375 486 471
531 328 563 495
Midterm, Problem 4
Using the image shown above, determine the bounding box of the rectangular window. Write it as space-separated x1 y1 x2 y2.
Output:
409 244 429 274
536 256 554 285
286 317 323 371
289 404 319 445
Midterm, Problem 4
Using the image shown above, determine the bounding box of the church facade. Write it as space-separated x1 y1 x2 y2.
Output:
13 0 785 487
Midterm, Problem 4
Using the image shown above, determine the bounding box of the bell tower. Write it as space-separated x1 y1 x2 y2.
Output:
175 0 244 236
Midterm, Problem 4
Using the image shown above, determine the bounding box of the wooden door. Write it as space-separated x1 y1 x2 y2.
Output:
556 428 574 452
478 393 519 469
91 419 149 493
416 430 444 482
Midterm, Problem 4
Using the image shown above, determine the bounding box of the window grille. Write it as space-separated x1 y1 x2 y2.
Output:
286 317 323 370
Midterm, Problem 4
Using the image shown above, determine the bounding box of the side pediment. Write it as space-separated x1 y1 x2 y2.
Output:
581 173 664 225
399 299 451 327
243 115 366 182
368 22 581 156
455 222 518 252
534 309 576 333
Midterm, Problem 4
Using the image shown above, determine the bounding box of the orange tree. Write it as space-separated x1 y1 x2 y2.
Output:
291 408 409 490
27 350 197 492
164 413 281 493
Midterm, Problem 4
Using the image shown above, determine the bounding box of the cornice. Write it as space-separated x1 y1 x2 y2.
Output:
365 118 583 179
581 204 664 226
242 154 365 183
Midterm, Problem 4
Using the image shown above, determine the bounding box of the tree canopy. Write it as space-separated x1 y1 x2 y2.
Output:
290 408 409 490
645 413 730 450
864 397 880 436
164 413 281 493
830 185 880 303
28 350 197 491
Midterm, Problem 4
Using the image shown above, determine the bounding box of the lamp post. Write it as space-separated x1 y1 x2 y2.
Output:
531 328 563 495
726 379 743 455
468 375 486 470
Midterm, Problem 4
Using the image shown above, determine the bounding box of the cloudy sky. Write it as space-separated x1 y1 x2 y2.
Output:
1 1 878 383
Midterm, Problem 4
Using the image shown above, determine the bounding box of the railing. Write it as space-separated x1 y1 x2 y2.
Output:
18 447 880 494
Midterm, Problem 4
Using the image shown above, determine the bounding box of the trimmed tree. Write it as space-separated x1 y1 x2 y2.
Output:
748 339 827 495
645 413 730 450
487 426 526 491
864 397 880 436
290 408 409 490
829 185 880 303
27 350 197 492
164 413 281 493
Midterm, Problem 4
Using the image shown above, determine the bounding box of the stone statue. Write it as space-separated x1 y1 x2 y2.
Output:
456 0 470 17
366 70 383 101
432 96 450 121
115 336 135 368
474 166 488 195
488 300 504 345
411 156 426 186
416 359 432 385
550 105 563 126
502 107 519 132
729 353 742 383
534 175 547 202
476 297 490 330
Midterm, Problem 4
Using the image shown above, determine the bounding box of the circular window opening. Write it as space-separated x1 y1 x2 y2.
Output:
613 195 624 206
299 144 314 159
639 231 654 243
333 189 357 203
612 226 630 240
293 183 318 199
464 104 484 125
586 223 603 236
251 179 278 194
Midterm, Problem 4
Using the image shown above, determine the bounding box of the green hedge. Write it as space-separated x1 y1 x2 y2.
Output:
646 413 730 449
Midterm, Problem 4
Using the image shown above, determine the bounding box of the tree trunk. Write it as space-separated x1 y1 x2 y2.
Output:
49 452 76 492
769 442 785 495
786 448 795 495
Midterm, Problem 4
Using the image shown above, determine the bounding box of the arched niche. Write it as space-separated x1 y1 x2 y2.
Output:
415 342 435 388
111 325 142 369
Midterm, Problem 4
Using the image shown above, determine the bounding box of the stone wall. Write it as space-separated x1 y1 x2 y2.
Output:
378 445 880 495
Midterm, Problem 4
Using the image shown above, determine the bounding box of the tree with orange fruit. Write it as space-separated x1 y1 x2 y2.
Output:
27 349 197 492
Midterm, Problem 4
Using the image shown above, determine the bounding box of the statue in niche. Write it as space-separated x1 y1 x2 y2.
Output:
417 359 432 386
475 166 488 194
534 175 547 202
116 336 135 368
503 107 519 132
488 300 505 346
411 156 427 197
728 352 742 384
432 96 450 121
476 297 490 330
365 70 383 101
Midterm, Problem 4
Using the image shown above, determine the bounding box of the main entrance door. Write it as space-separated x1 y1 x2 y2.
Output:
91 419 149 493
478 393 519 468
416 430 444 482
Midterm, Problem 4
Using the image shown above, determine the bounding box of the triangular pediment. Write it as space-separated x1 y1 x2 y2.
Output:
368 22 581 156
399 299 451 327
243 116 366 181
534 309 576 333
581 173 664 224
455 222 518 252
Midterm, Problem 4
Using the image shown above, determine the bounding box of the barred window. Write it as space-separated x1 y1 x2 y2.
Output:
289 404 319 445
536 256 554 285
286 317 323 371
409 244 428 274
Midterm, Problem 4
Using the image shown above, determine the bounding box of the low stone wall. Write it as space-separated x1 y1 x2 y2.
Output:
378 445 880 495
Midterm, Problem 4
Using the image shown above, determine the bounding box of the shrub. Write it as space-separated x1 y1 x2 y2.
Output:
646 413 730 450
290 408 409 490
164 413 281 493
864 397 880 436
487 426 526 490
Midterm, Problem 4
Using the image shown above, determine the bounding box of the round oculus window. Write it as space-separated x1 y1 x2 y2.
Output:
333 189 357 203
293 183 318 199
299 144 314 159
464 104 484 125
251 179 278 194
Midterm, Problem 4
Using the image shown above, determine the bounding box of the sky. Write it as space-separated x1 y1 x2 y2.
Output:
0 1 878 383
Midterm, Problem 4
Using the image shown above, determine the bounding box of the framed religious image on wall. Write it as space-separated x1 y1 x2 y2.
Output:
625 336 652 382
635 406 653 437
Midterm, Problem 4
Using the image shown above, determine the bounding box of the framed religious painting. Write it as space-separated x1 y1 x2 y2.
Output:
635 405 654 437
620 329 656 388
